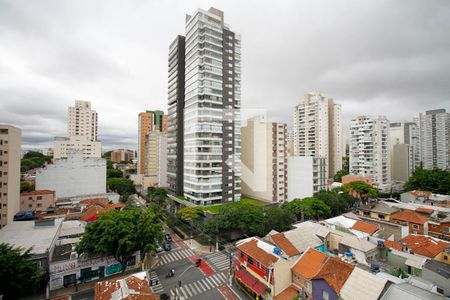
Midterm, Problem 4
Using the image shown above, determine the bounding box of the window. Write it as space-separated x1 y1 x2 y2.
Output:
240 251 244 259
247 256 254 265
37 196 42 200
322 290 329 300
256 262 261 269
412 224 419 230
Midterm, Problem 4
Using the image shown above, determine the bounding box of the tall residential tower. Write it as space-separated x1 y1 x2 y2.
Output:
168 7 242 205
293 92 343 179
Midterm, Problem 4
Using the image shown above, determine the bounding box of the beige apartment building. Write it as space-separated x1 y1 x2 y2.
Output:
144 131 167 187
20 190 56 212
0 125 21 228
68 100 98 141
241 116 288 203
111 149 134 163
138 111 168 175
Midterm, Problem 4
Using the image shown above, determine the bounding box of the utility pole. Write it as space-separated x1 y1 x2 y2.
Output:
215 221 219 252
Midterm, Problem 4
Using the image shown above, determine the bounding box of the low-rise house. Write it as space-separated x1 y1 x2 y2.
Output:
351 220 379 236
391 210 429 235
341 174 373 185
265 231 300 258
325 230 378 265
401 235 450 258
428 215 450 241
235 237 293 299
20 189 56 212
340 267 389 300
434 247 450 264
358 216 409 241
356 202 400 221
95 271 158 300
400 190 432 203
380 282 446 300
384 248 428 276
422 260 450 297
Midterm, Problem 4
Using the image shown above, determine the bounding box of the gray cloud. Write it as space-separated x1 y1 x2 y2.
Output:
0 0 449 150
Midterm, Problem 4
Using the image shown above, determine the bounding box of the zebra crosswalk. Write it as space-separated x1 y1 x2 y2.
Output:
169 272 228 299
149 271 164 294
156 248 195 266
206 251 230 272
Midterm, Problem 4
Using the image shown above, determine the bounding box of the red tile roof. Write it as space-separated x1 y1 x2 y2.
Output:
271 233 300 257
237 238 279 266
351 221 379 234
313 257 354 294
415 208 434 215
292 248 328 279
79 198 109 207
95 275 158 300
274 285 299 300
21 189 55 196
80 205 109 222
391 210 428 225
401 235 450 258
383 240 403 250
110 203 126 209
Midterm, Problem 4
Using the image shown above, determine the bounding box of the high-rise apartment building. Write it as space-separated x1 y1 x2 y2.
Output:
144 131 167 187
167 36 186 195
349 116 390 186
68 100 98 141
0 125 21 228
111 149 135 163
417 109 450 170
168 7 242 205
241 116 287 203
389 122 419 181
293 92 342 179
137 111 168 175
54 100 101 159
288 156 326 200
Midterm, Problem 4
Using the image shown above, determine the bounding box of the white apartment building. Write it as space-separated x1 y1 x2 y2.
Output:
68 100 98 141
287 156 326 200
349 116 390 186
144 131 167 188
241 116 287 203
293 92 343 179
36 152 106 199
0 125 21 228
177 7 241 205
417 109 450 170
53 136 101 159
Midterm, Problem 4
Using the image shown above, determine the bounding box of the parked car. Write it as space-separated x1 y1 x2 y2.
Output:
165 233 173 243
163 241 172 251
156 244 163 253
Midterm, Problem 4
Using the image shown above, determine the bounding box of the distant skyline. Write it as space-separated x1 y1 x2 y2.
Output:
1 0 449 150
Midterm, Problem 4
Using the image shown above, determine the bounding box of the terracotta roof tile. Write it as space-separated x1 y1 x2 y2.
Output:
271 233 300 257
351 221 379 234
313 257 354 294
81 205 109 222
391 210 428 225
236 238 279 266
21 189 55 196
292 248 328 279
415 207 434 215
95 275 158 300
401 235 450 258
383 240 403 250
273 285 299 300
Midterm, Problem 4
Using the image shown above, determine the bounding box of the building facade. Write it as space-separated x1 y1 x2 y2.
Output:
53 136 101 159
0 125 21 228
241 116 287 202
111 149 135 163
36 152 106 199
389 122 419 181
20 190 56 212
68 100 98 142
293 92 343 179
167 35 186 196
349 116 390 187
169 7 242 205
287 156 326 200
417 109 450 170
137 110 168 175
144 131 167 187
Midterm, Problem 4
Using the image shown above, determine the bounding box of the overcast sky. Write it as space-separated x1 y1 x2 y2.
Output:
1 0 449 150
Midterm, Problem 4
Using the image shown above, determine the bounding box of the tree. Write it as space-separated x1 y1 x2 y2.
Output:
21 152 52 172
107 168 123 178
0 243 42 299
282 197 331 221
333 169 349 183
404 167 450 194
102 151 112 159
314 189 350 216
343 181 378 205
147 187 167 207
107 178 136 195
76 207 163 272
176 207 204 222
20 181 35 193
261 207 294 235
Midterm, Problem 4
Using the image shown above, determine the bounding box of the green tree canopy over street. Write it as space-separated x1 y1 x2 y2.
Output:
0 243 42 299
76 207 163 272
176 207 204 222
404 167 450 194
107 168 123 178
107 177 136 195
146 187 168 207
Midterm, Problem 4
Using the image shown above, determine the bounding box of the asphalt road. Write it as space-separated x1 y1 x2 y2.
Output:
71 288 94 300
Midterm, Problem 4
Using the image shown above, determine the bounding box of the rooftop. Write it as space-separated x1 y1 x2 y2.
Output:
0 218 63 255
380 282 446 300
351 220 379 234
312 256 354 294
270 232 300 257
95 272 158 300
21 189 55 196
236 237 279 266
359 202 400 215
415 207 434 215
401 235 450 258
292 248 328 278
383 239 403 250
423 259 450 279
340 267 387 300
391 210 428 224
285 221 331 253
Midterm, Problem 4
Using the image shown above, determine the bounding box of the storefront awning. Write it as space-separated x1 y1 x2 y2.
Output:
235 268 268 296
